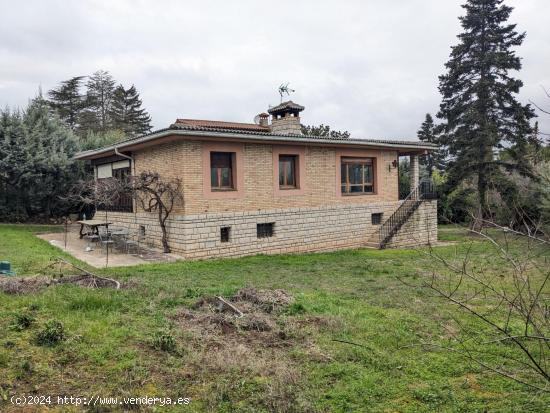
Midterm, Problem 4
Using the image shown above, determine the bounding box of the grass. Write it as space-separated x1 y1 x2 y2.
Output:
0 223 549 412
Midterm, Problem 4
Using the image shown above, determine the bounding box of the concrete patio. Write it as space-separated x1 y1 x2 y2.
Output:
37 226 183 268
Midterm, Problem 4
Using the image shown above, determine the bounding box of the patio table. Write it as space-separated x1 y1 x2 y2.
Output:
77 219 113 239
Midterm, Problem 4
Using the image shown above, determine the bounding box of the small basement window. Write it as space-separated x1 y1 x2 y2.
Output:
257 223 274 238
220 226 231 243
371 213 383 225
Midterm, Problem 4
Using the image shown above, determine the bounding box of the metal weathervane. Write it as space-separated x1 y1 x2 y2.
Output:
278 82 295 102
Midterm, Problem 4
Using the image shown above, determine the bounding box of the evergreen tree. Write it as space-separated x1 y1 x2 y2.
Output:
437 0 537 226
0 96 81 221
86 70 116 132
417 113 447 176
301 124 350 139
47 76 85 131
81 130 126 151
109 84 152 136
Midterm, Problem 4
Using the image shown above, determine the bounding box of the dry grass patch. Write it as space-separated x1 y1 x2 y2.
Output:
171 288 324 412
0 274 132 295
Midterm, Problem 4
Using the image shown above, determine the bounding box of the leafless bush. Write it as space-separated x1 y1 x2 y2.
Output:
125 171 182 253
417 216 550 391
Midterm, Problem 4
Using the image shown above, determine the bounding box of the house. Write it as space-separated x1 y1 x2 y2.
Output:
74 100 438 259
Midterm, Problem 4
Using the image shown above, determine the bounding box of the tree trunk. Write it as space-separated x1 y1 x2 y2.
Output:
159 208 170 253
472 152 491 232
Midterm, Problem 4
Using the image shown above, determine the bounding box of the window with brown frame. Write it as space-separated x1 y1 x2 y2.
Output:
210 152 234 190
279 155 298 189
341 157 375 195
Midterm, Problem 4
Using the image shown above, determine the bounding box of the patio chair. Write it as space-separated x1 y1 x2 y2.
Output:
109 227 130 250
98 229 115 254
83 232 99 251
122 229 146 255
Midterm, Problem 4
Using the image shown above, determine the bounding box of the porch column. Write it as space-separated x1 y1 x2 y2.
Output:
410 154 419 193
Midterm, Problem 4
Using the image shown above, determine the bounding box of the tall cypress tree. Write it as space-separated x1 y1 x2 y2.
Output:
417 113 447 176
437 0 537 225
47 76 85 131
110 84 152 136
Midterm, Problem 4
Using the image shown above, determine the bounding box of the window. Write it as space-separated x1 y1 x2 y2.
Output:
279 155 298 189
371 213 383 225
210 152 234 190
341 157 375 195
220 227 231 242
96 163 112 179
95 160 132 212
257 223 274 238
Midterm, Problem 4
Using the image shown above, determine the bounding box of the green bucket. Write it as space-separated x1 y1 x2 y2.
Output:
0 261 15 276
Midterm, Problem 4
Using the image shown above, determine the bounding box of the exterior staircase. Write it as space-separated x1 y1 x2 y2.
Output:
366 179 437 249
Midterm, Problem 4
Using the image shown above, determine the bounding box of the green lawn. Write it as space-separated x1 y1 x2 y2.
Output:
0 223 548 412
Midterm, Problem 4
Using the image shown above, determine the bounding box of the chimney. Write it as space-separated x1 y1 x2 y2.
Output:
258 112 269 127
268 101 304 135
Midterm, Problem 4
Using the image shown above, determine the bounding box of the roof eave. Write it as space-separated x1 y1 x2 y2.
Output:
74 129 437 160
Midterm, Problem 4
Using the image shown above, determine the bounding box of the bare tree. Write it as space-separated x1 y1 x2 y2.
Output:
127 171 182 253
413 216 550 392
64 177 124 222
63 177 126 267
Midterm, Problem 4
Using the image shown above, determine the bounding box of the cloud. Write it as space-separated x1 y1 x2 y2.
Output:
0 0 548 139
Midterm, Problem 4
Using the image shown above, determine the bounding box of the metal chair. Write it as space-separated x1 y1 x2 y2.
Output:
123 229 146 255
98 228 115 254
83 231 99 251
110 227 130 250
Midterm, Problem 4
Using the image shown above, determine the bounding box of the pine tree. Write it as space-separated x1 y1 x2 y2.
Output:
86 70 116 132
417 113 446 176
0 96 81 220
47 76 85 131
110 84 152 136
437 0 537 226
301 124 350 139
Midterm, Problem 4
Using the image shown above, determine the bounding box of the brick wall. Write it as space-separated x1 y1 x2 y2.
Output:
133 138 400 216
106 137 437 259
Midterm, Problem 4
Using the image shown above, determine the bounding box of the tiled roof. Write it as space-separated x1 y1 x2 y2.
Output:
268 100 305 114
170 123 434 146
74 121 437 160
174 118 269 132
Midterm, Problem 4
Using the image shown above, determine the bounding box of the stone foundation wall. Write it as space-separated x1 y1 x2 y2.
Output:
105 200 438 259
385 200 438 248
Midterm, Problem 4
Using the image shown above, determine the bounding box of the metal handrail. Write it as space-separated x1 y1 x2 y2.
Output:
378 179 436 246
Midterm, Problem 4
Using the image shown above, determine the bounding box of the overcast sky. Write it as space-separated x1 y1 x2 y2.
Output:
1 0 549 140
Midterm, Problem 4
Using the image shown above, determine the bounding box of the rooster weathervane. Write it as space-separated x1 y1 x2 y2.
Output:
278 82 295 102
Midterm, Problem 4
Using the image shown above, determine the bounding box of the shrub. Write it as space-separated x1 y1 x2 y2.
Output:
151 330 177 353
16 360 34 379
11 312 35 331
35 320 66 346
